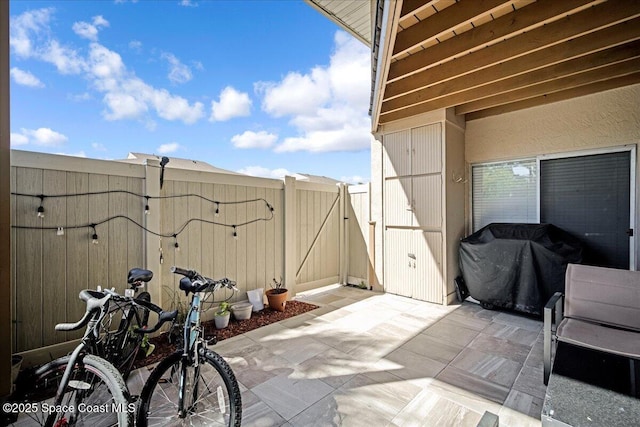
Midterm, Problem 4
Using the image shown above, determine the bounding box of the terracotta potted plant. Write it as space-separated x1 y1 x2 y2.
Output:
265 277 288 312
214 302 231 329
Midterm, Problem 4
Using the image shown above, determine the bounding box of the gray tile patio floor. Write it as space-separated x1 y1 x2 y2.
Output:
129 285 545 426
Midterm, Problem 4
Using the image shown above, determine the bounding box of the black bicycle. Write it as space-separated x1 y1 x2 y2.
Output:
136 266 242 427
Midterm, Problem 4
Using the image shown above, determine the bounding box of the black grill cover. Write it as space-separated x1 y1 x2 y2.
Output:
459 223 583 315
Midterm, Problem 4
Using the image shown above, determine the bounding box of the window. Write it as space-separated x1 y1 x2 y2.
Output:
472 160 537 231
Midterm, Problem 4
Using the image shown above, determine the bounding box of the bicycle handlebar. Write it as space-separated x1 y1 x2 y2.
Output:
171 266 238 292
55 290 111 332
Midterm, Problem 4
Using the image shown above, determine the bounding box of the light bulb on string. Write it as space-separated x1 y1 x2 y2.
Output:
232 225 238 240
91 224 99 245
37 195 45 218
57 227 64 236
173 234 180 251
144 196 150 215
215 202 220 217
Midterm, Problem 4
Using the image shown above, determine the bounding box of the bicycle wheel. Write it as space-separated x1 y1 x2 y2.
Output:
7 354 133 427
115 291 152 379
137 350 241 427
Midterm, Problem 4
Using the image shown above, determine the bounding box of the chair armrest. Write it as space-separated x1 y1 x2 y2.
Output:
544 292 564 385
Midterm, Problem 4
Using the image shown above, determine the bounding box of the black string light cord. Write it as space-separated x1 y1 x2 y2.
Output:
10 190 276 240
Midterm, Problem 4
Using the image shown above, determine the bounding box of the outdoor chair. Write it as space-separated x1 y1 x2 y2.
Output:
543 263 640 387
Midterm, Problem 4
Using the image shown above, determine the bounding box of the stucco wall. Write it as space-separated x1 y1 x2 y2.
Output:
466 84 640 164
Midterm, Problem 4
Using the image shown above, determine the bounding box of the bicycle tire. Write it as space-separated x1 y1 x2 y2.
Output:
115 291 152 379
137 350 241 427
6 354 133 427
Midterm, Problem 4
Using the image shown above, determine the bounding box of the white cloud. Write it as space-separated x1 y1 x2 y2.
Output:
10 9 204 125
231 131 277 149
157 142 181 154
10 133 29 146
91 142 107 151
257 69 330 117
180 0 198 7
21 127 68 146
73 15 109 41
9 7 53 58
10 67 44 88
210 86 252 122
237 166 291 179
258 31 371 153
129 40 142 52
161 53 192 84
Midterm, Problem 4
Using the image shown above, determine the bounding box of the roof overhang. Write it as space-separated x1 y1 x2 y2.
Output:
305 0 373 46
373 0 640 130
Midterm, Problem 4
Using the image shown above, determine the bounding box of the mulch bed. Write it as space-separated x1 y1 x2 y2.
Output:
132 300 319 369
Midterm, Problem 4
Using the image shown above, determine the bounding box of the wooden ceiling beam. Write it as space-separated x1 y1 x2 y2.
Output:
400 0 438 20
464 73 640 120
392 0 511 56
457 56 640 114
380 28 640 114
381 21 640 114
384 0 640 100
388 0 598 82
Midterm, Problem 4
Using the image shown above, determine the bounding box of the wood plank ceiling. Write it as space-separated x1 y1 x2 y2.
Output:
378 0 640 126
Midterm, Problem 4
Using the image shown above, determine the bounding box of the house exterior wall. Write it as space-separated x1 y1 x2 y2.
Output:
465 84 640 164
465 84 640 270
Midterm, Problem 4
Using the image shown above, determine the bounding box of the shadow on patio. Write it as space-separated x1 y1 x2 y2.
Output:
129 284 545 426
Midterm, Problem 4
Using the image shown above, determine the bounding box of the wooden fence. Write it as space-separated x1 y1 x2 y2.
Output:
9 150 370 354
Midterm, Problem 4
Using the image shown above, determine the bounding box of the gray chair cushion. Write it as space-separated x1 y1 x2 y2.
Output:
557 318 640 359
564 264 640 332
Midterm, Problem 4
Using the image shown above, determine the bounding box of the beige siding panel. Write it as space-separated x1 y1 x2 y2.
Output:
224 185 237 302
412 175 442 229
412 123 442 176
173 181 190 304
413 231 443 304
201 183 215 289
160 180 177 307
235 186 247 302
42 170 67 346
66 172 89 342
384 229 412 297
244 186 258 292
10 167 16 350
383 129 411 177
264 188 276 290
108 176 129 291
273 188 284 286
347 188 369 283
384 177 412 227
188 182 203 276
88 174 109 305
127 177 144 286
255 186 267 290
14 168 43 351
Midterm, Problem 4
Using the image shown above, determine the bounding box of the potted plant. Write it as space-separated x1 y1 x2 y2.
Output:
231 302 253 320
214 302 231 329
265 277 288 312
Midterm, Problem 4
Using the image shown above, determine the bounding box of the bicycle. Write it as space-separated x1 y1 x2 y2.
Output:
3 279 176 427
96 268 155 380
136 266 242 427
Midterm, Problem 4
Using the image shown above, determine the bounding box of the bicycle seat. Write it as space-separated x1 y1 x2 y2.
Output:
128 268 153 284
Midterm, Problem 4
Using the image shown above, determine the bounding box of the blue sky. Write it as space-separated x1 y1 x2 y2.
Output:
9 0 372 183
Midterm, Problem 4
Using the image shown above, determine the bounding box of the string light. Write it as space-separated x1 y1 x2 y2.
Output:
91 224 99 245
11 191 276 242
37 195 45 218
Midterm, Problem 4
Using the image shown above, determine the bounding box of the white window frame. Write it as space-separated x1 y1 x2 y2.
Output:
471 145 636 269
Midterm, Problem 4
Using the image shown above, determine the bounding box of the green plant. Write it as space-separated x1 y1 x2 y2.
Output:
216 302 230 316
358 281 368 290
140 334 156 357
